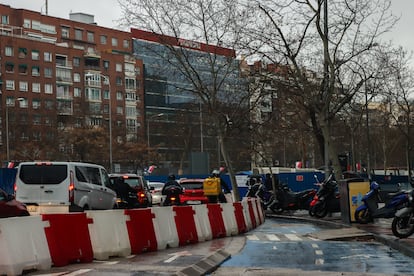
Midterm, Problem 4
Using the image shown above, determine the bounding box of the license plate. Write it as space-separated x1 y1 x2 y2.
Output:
27 205 38 213
187 200 201 205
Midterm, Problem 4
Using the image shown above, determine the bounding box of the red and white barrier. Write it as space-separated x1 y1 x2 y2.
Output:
0 216 51 275
0 198 264 275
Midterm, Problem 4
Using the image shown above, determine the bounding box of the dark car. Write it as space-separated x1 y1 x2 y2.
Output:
179 178 209 205
0 187 30 218
109 174 152 208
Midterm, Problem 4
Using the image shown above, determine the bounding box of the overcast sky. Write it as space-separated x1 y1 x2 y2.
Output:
1 0 413 55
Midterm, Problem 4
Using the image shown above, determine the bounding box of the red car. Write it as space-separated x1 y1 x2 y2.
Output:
179 178 209 205
0 187 30 218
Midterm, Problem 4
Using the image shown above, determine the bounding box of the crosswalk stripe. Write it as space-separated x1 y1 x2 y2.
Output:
266 234 280 241
247 235 260 240
285 234 302 241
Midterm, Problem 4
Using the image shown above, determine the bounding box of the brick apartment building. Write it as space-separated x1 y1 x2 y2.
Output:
0 4 144 171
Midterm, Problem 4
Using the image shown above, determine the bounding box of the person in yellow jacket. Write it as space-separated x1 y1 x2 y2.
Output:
204 170 231 203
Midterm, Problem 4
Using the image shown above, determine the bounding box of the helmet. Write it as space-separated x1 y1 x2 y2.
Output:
168 174 176 181
212 169 220 177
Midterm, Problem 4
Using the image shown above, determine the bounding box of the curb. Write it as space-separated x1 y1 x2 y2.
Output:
177 249 231 276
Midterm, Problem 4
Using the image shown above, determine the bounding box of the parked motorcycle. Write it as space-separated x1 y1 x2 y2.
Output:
270 183 316 214
245 179 277 211
309 174 340 218
355 181 409 224
391 189 414 238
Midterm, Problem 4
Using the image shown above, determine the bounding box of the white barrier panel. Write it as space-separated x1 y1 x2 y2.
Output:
151 206 179 250
0 216 52 275
241 198 253 230
220 203 239 236
86 210 131 260
191 204 212 242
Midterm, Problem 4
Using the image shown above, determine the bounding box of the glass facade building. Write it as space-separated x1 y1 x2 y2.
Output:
131 29 248 174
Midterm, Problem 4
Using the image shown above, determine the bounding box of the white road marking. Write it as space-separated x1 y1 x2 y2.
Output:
311 243 319 249
315 250 324 255
266 234 280 241
247 235 260 240
65 269 93 276
164 250 192 263
315 258 325 265
285 234 302 241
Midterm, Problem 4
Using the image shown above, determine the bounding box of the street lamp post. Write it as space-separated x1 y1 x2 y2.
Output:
85 73 112 172
147 113 164 151
6 97 24 161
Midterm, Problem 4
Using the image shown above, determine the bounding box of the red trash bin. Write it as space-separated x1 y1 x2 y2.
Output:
42 213 93 267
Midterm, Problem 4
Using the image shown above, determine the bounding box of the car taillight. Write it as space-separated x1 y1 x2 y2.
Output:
69 171 75 203
138 192 146 198
13 182 17 196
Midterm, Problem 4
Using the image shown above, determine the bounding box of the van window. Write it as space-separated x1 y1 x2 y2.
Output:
75 166 102 186
19 164 67 184
100 168 111 187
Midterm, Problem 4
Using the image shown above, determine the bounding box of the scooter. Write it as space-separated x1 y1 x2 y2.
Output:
309 174 340 218
271 183 316 214
355 181 409 224
392 189 414 238
245 180 277 211
162 186 182 206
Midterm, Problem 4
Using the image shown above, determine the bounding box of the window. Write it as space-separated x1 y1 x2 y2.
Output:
5 80 15 90
61 26 70 38
73 73 81 82
32 50 40 60
45 100 54 110
100 35 107 44
18 64 28 74
18 98 28 108
125 78 136 90
87 31 94 42
75 29 83 40
103 60 109 69
32 99 41 109
5 62 14 73
115 63 122 72
44 67 52 77
32 66 40 76
116 91 123 100
32 83 41 93
44 52 52 62
23 19 31 28
123 39 129 48
44 84 53 94
111 37 118 47
73 57 80 67
116 106 123 115
85 88 101 101
18 48 27 58
19 81 28 92
74 87 81 97
33 131 41 140
5 46 13 56
116 77 122 86
103 89 110 99
1 15 9 25
126 106 137 117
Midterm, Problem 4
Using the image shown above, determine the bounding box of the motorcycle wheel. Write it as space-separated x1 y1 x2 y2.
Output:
392 215 414 238
354 208 372 224
313 202 328 218
309 207 315 217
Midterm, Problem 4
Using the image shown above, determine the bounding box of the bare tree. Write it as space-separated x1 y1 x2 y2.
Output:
241 0 398 180
380 46 414 181
118 0 255 200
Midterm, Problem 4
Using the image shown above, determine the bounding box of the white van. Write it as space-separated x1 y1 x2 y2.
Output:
15 161 117 212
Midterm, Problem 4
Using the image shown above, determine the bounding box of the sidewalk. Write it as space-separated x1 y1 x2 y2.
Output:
268 210 414 259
